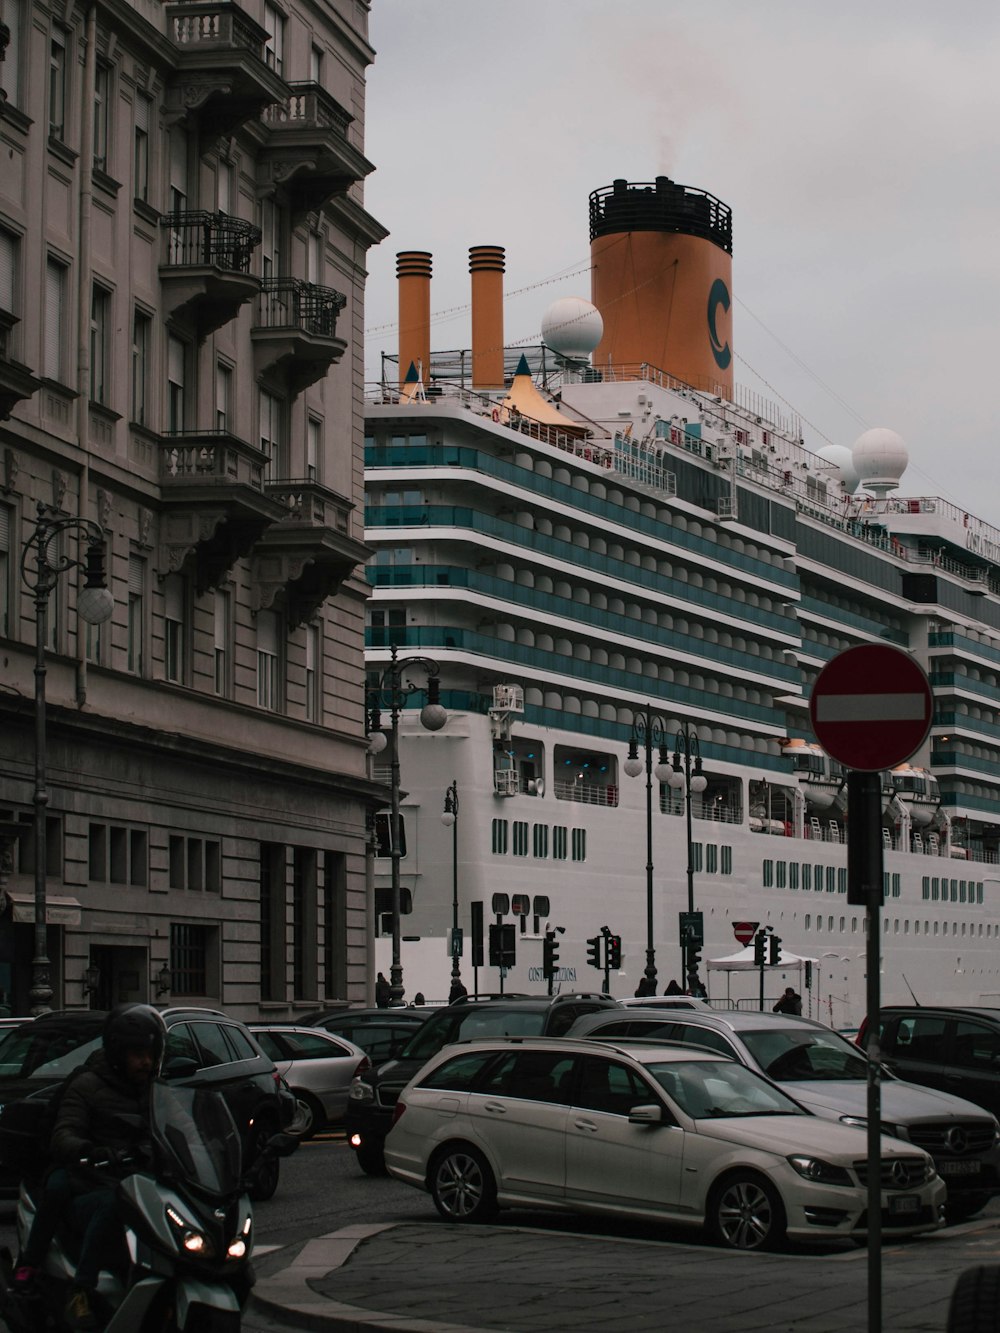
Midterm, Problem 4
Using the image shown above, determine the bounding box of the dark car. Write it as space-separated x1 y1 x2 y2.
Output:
0 1007 296 1200
860 1006 1000 1122
308 1007 429 1065
344 993 619 1174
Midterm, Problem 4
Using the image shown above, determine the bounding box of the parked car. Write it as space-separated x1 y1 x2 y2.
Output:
385 1036 945 1249
250 1025 370 1137
617 996 713 1010
0 1007 297 1200
858 1007 1000 1123
346 993 619 1174
568 1007 1000 1221
308 1008 429 1065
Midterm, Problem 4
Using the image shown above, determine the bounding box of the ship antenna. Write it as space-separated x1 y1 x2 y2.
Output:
901 973 920 1005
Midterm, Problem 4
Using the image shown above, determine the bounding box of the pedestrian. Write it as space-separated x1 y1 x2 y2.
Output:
448 978 468 1004
413 992 425 1006
773 986 802 1016
374 972 391 1008
634 976 654 998
664 979 683 996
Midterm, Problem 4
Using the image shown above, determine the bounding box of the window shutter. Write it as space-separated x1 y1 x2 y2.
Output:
44 260 64 379
129 553 145 595
0 231 15 312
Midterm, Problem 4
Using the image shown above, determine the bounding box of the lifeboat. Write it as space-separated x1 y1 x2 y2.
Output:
885 764 941 827
781 739 842 810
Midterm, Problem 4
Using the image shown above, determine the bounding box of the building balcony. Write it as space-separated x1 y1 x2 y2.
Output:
251 479 370 628
159 211 262 338
158 430 287 591
0 311 43 420
164 1 288 138
258 83 373 217
251 277 347 395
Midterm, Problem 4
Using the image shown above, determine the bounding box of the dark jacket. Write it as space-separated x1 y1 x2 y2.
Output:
50 1050 150 1167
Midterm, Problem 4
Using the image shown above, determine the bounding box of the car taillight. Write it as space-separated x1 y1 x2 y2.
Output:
353 1055 372 1078
391 1101 406 1127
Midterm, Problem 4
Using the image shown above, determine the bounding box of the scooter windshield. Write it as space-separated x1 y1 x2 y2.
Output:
149 1081 243 1196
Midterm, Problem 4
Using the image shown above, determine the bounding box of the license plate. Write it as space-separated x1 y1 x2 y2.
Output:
889 1194 919 1215
939 1160 981 1176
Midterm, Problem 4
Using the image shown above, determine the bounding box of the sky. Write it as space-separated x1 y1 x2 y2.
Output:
361 1 1000 526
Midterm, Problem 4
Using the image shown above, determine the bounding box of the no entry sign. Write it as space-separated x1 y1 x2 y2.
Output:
809 644 933 772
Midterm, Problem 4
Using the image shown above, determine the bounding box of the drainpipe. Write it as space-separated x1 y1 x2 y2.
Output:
75 4 96 706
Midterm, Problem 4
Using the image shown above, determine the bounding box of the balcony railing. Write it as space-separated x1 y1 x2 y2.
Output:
262 82 352 136
167 2 265 58
256 277 346 339
159 429 267 491
161 211 261 272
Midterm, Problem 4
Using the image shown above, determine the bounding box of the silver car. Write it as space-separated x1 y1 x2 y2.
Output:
566 1007 1000 1221
250 1025 370 1138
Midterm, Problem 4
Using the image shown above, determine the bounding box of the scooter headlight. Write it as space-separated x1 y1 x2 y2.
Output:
227 1215 252 1260
165 1205 215 1259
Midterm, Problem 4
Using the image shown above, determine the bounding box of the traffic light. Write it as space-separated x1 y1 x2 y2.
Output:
499 923 516 968
753 931 767 966
542 932 560 980
488 923 503 968
686 945 701 987
586 936 601 969
769 934 782 966
607 935 622 970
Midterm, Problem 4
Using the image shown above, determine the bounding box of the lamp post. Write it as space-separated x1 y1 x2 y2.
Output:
667 724 708 992
441 780 464 1002
366 644 446 1005
623 706 672 996
20 503 114 1015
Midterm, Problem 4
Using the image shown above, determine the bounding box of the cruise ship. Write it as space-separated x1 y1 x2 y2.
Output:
363 176 1000 1027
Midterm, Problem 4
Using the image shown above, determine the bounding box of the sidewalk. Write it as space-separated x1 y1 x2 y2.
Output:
250 1216 999 1332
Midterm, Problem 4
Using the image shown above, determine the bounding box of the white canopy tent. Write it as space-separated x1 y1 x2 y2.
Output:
707 944 819 1008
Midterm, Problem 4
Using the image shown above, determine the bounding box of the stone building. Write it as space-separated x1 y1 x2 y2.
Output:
0 0 385 1016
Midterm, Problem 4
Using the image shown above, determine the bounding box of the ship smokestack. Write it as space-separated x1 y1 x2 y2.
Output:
469 245 505 390
588 176 734 398
396 250 432 392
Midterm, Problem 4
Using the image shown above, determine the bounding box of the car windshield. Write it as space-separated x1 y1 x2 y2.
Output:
647 1058 805 1119
0 1021 102 1080
401 1007 547 1062
739 1028 869 1082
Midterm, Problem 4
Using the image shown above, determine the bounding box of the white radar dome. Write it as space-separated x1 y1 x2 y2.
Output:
541 298 604 361
852 427 908 496
815 444 861 495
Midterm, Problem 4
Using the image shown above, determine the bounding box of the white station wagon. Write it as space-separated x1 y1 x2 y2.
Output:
385 1037 946 1250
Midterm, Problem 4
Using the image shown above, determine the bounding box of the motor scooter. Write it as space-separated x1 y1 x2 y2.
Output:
0 1079 295 1332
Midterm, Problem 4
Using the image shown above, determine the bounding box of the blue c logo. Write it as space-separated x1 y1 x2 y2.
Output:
707 277 731 371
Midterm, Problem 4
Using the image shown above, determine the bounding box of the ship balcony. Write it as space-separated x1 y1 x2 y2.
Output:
251 478 370 628
164 1 288 138
251 277 347 395
258 83 373 217
159 211 262 339
158 429 286 591
0 311 43 420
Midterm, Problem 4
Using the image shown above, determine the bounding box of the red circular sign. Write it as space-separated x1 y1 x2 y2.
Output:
809 644 933 772
732 921 760 946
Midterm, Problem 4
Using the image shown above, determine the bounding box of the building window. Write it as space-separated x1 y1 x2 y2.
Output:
571 828 587 861
213 588 231 697
169 126 187 214
89 822 148 886
93 61 110 171
309 42 322 83
532 824 548 858
170 923 212 995
216 155 233 215
16 813 62 878
0 0 23 107
133 91 151 202
127 553 145 674
491 819 508 855
307 229 321 283
163 573 186 683
215 361 232 432
292 847 318 999
167 335 186 432
131 309 151 425
259 196 280 281
323 851 346 1000
256 609 281 711
90 285 110 404
552 826 567 860
260 842 285 1002
0 505 11 638
306 417 320 481
304 623 320 722
512 821 529 857
169 835 221 891
263 3 284 75
258 389 286 479
49 32 66 139
0 229 18 328
44 258 67 382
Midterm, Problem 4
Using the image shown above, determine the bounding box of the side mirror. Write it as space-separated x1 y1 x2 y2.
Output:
627 1104 664 1126
161 1056 199 1080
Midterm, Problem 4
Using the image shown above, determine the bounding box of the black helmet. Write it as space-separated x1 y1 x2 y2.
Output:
103 1003 166 1075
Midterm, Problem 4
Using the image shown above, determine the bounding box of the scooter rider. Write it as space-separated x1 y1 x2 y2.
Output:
15 1003 165 1330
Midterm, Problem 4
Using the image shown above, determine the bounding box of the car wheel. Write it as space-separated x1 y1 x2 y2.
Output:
355 1142 387 1176
708 1172 786 1251
429 1144 498 1223
289 1091 326 1140
246 1121 280 1202
946 1195 990 1226
947 1265 1000 1333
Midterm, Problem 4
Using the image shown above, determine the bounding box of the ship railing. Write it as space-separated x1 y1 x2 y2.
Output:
553 779 619 808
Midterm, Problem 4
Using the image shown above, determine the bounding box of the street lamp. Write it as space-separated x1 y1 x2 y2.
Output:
667 724 708 992
623 706 672 996
20 502 114 1014
441 780 465 1002
366 643 446 1004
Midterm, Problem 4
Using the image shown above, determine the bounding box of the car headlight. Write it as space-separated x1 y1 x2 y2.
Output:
349 1080 375 1103
839 1115 910 1142
787 1155 853 1186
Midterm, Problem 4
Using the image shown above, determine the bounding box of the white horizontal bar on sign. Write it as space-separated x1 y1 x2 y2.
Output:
814 693 927 722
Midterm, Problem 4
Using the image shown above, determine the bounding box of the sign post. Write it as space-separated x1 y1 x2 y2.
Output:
810 644 933 1333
